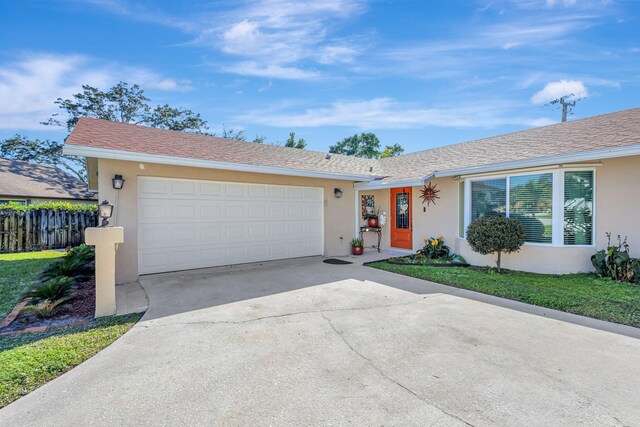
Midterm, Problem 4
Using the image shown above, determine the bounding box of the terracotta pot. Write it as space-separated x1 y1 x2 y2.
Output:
352 246 364 256
367 217 379 227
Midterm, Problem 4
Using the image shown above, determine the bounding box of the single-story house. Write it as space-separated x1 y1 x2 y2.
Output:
0 158 97 205
63 108 640 284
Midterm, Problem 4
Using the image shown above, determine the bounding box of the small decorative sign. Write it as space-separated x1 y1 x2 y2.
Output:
419 182 440 206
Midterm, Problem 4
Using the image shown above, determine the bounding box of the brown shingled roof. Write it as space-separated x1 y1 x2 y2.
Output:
378 107 640 182
64 108 640 184
66 117 378 177
0 158 97 201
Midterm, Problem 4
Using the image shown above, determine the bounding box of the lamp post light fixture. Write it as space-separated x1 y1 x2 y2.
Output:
112 174 125 190
98 200 114 227
334 188 343 198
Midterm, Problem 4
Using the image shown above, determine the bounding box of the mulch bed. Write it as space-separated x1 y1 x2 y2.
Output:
0 279 95 334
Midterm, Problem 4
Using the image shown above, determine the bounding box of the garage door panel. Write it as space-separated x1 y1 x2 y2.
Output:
224 183 246 197
171 180 197 195
138 177 323 274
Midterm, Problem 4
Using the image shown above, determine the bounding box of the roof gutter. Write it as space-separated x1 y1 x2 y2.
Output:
434 144 640 178
353 174 434 190
63 145 378 182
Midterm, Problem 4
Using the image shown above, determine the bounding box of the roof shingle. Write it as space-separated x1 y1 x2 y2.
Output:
65 108 640 184
0 159 96 201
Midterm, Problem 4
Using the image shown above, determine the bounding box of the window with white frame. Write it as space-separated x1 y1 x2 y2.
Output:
461 169 595 246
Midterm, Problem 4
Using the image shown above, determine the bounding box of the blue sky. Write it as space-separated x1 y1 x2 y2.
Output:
1 0 639 153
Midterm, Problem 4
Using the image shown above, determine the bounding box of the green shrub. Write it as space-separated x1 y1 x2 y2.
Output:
466 216 525 272
24 277 75 302
417 236 450 259
66 245 95 264
22 298 70 319
0 201 97 213
39 248 94 282
351 238 364 247
591 233 640 283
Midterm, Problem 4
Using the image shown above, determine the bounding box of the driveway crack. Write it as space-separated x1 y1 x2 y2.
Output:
150 300 423 327
320 311 475 427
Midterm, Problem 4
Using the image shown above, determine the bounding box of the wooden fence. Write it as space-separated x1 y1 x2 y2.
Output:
0 209 98 253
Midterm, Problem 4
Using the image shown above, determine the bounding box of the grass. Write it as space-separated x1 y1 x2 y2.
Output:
369 261 640 328
0 251 66 319
0 313 142 408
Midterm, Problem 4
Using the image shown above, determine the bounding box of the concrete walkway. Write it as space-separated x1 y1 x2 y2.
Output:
1 255 639 426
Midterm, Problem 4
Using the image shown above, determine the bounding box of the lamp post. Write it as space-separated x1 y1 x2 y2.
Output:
98 200 114 227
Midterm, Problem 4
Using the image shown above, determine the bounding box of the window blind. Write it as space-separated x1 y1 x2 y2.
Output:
471 179 506 221
509 173 553 243
564 171 594 245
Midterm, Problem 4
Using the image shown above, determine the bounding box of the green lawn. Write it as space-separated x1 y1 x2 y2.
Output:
368 262 640 327
0 313 142 408
0 251 66 319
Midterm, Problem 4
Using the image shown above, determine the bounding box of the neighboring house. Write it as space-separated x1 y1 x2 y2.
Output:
63 108 640 283
0 158 97 205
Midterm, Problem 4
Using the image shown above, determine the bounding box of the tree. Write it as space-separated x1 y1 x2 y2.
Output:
0 135 85 180
284 132 306 149
329 133 404 159
380 143 404 158
466 216 525 273
219 125 246 141
43 82 208 133
9 81 211 181
252 135 268 144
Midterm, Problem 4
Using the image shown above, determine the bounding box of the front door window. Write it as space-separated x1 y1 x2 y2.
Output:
395 193 409 229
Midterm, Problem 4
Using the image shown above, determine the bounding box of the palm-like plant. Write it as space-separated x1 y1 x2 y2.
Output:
23 298 70 319
24 276 75 302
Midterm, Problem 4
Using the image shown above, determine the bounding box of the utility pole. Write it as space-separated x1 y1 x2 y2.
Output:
559 97 576 123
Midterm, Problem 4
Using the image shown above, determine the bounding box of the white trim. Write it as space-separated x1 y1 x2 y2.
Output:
353 174 432 190
64 145 376 182
435 144 640 178
354 189 360 239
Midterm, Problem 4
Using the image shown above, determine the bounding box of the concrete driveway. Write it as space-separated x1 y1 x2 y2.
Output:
2 256 640 426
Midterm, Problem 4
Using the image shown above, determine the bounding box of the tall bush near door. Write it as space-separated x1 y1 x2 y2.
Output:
466 216 525 272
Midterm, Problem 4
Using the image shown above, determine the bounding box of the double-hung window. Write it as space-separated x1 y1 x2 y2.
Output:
460 169 594 246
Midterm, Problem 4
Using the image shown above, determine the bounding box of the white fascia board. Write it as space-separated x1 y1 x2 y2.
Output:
434 144 640 178
353 174 433 190
63 145 376 182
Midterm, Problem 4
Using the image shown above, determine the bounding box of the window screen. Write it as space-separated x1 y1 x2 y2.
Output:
471 179 506 221
509 173 553 243
564 171 594 245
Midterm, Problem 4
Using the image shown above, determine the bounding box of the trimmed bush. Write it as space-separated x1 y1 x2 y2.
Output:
466 216 525 272
0 201 97 213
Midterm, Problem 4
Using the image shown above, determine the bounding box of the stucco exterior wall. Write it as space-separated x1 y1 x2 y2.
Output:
97 159 357 284
358 189 391 250
451 156 640 274
410 178 460 253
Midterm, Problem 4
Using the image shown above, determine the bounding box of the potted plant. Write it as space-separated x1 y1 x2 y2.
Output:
365 211 379 227
351 238 364 255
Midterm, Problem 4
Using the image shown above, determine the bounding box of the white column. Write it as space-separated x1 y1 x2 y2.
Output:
85 227 124 318
354 189 360 238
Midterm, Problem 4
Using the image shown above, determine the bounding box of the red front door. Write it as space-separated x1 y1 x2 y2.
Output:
390 187 412 249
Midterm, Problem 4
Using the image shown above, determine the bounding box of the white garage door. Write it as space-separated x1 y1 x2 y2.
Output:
137 177 324 274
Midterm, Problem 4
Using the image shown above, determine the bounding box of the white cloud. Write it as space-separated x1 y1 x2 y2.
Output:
236 97 552 129
530 80 588 104
223 62 322 80
193 0 366 79
546 0 577 7
0 53 192 130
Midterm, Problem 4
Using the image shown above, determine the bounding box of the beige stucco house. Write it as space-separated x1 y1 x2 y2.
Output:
64 108 640 284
